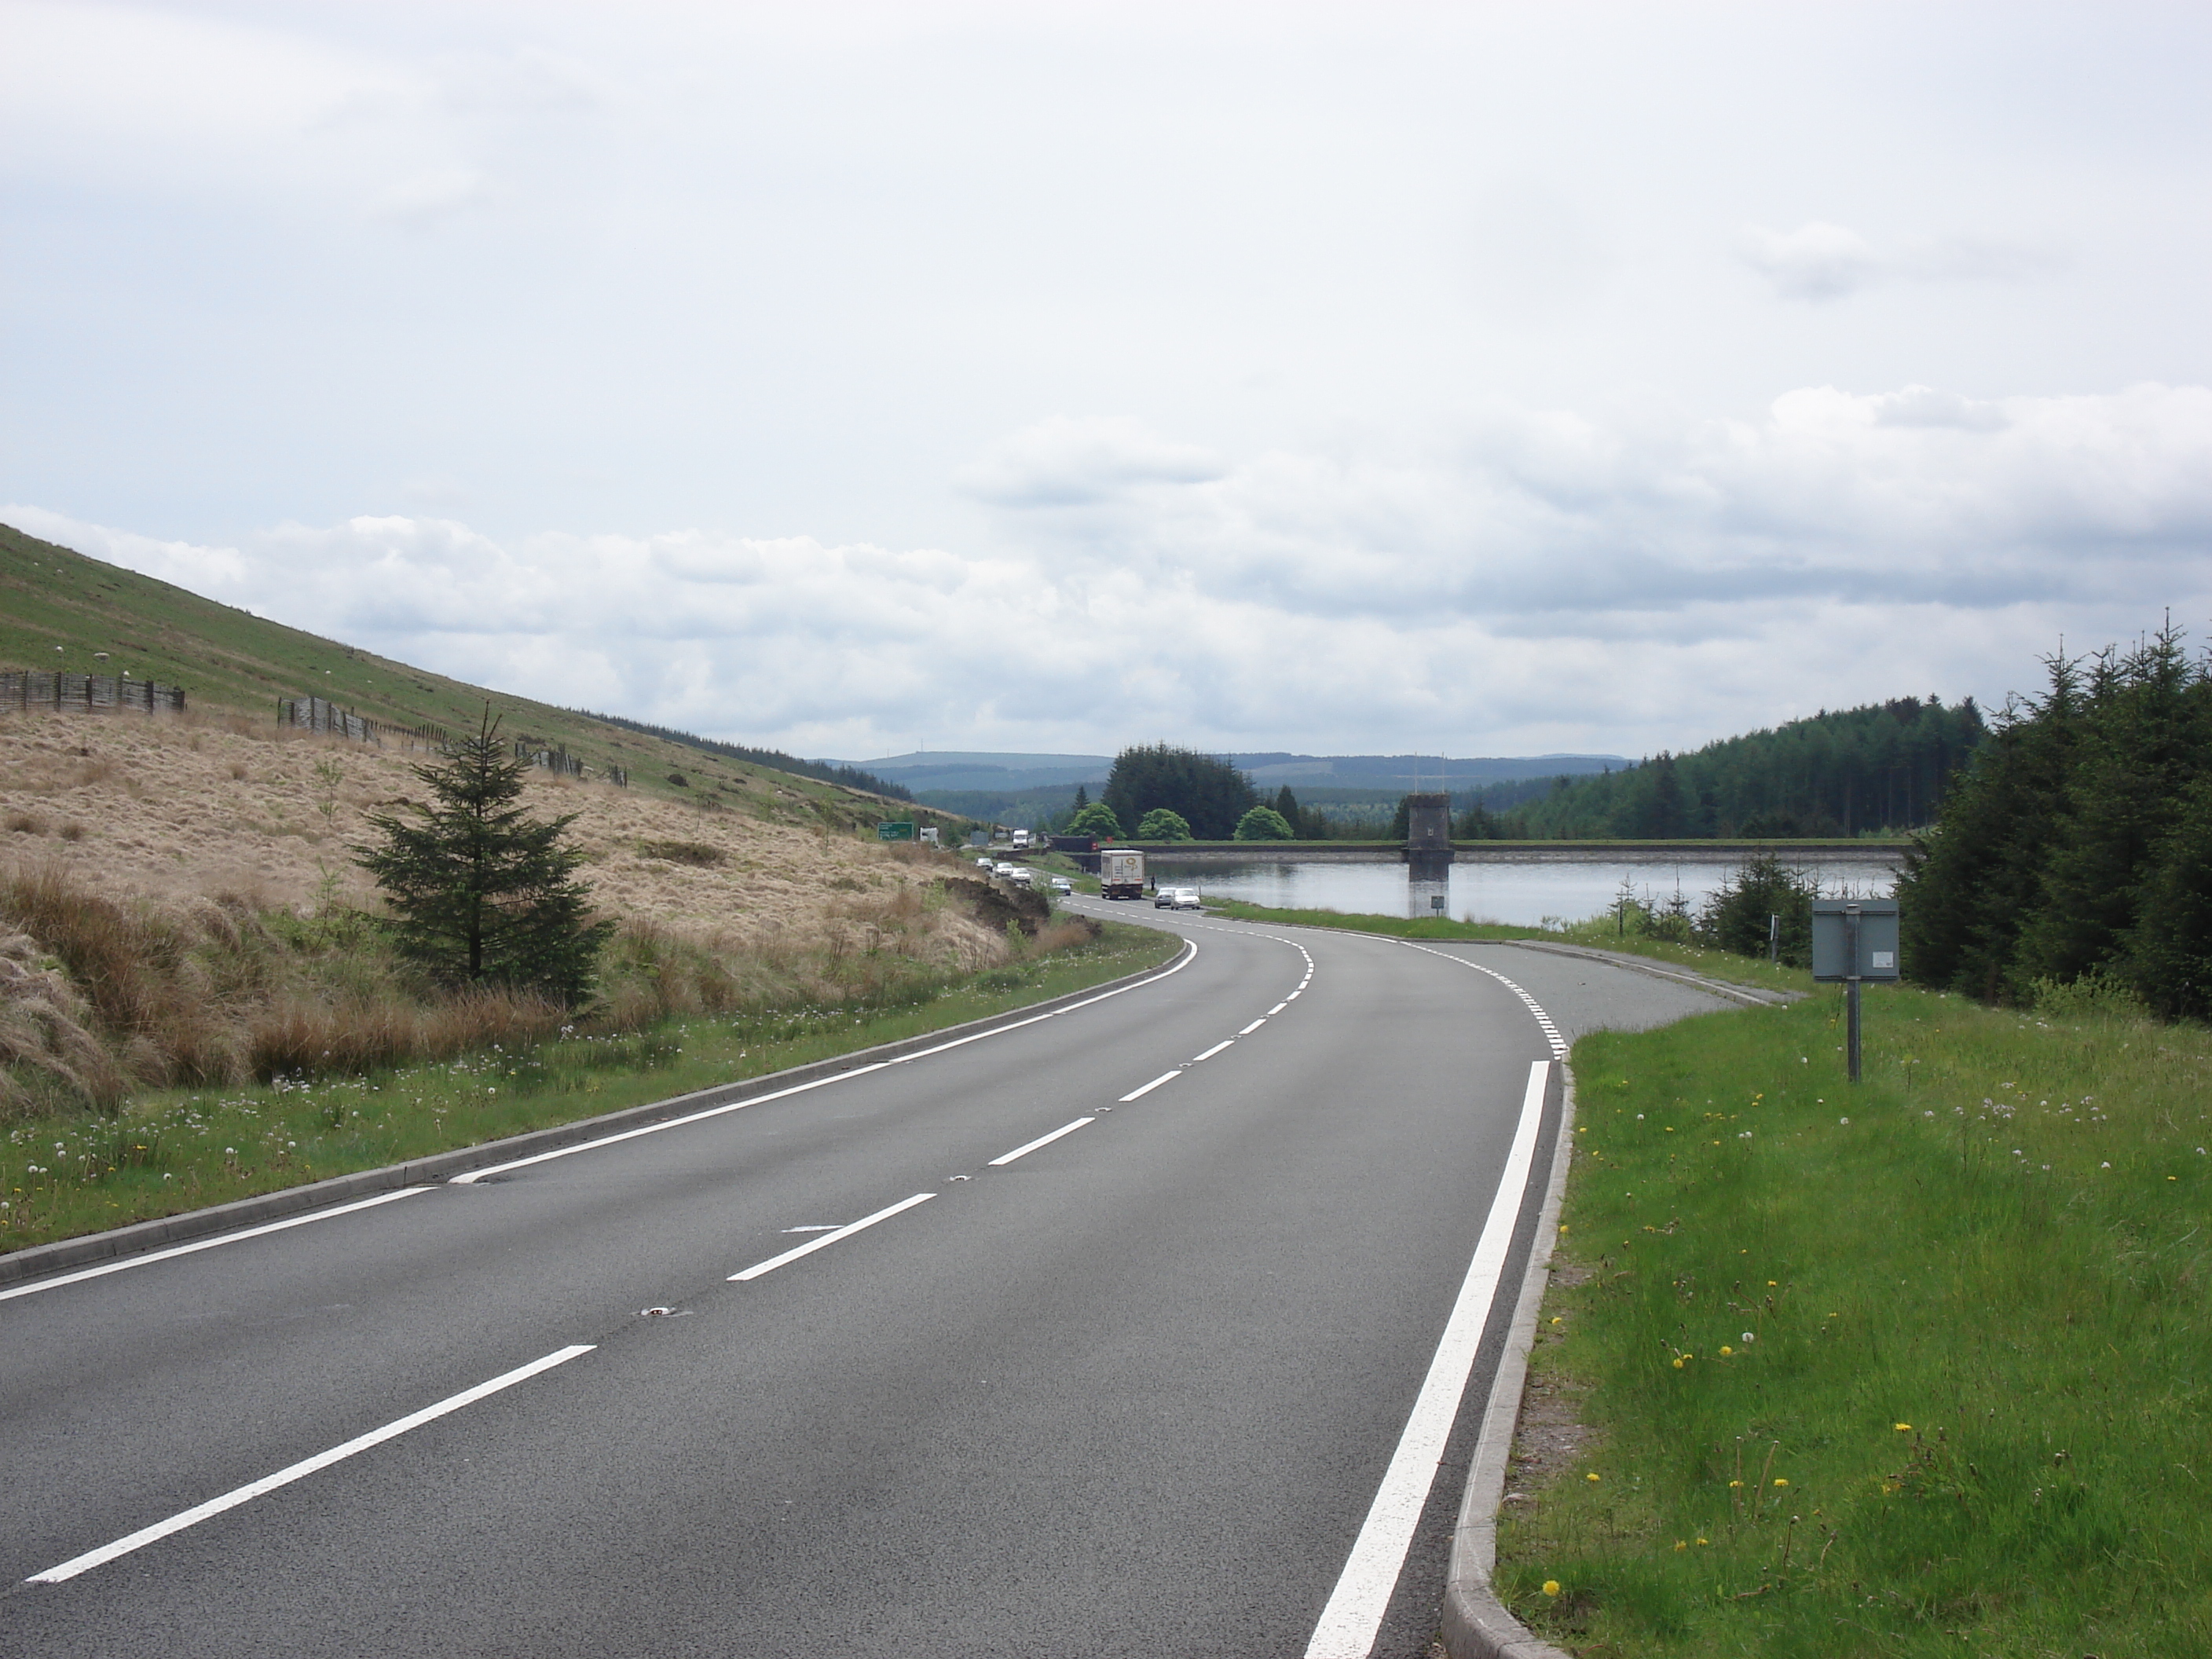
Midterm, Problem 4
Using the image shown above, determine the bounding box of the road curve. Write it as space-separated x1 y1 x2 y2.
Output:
1 899 1728 1657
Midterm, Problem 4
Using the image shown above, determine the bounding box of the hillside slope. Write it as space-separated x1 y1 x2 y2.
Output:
0 521 947 833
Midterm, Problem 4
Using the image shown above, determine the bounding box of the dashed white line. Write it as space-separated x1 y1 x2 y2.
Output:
1238 1017 1267 1035
1266 1002 1287 1016
729 1192 936 1282
987 1117 1096 1166
1119 1070 1181 1102
1190 1039 1235 1064
26 1343 596 1584
450 941 1199 1188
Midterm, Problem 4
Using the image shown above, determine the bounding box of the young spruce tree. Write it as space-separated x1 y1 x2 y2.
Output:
355 711 614 1004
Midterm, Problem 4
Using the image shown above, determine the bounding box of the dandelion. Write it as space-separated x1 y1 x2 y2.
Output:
1541 1580 1561 1597
1728 1479 1742 1489
1719 1345 1734 1356
1894 1423 1912 1432
1839 1116 1849 1125
1587 1473 1601 1483
1673 1540 1687 1551
1742 1331 1755 1343
1695 1536 1710 1546
1672 1357 1685 1369
1774 1478 1789 1488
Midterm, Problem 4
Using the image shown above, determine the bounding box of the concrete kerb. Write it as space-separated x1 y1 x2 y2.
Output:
1440 1060 1581 1659
0 939 1196 1291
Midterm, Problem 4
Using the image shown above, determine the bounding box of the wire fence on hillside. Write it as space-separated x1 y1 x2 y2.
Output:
274 697 628 786
277 696 448 751
1 671 185 714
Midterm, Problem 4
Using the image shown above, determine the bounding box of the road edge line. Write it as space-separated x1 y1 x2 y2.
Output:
0 939 1195 1292
1439 1060 1580 1659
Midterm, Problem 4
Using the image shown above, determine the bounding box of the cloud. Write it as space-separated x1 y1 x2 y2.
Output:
956 416 1226 507
1739 222 2063 302
11 379 2210 759
1739 222 1883 301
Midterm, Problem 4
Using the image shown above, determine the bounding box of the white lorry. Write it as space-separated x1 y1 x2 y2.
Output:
1100 847 1146 900
1009 828 1033 851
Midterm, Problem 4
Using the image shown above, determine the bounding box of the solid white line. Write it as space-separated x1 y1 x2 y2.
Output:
1119 1070 1180 1101
1267 1002 1287 1016
26 1344 595 1584
1302 1060 1551 1659
1238 1018 1268 1035
452 941 1200 1185
728 1192 934 1281
987 1117 1096 1166
1190 1039 1234 1063
0 1188 429 1304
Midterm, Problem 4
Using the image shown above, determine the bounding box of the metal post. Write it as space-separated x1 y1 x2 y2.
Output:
1844 903 1862 1083
1767 912 1779 964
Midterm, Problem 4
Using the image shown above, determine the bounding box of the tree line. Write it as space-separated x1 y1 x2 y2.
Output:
1899 625 2212 1019
1481 697 1985 840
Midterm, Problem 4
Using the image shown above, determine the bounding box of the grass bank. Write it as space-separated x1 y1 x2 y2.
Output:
0 919 1177 1252
1500 985 2211 1656
1203 899 1541 941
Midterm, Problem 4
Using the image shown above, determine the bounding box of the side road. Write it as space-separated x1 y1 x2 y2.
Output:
0 942 1195 1291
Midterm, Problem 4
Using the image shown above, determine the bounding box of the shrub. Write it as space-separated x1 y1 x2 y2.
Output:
1232 805 1295 841
1134 807 1192 840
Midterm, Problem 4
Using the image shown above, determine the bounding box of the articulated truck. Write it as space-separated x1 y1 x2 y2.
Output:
1100 848 1146 900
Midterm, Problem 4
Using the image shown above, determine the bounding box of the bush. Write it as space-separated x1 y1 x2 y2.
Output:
1694 852 1817 965
1233 806 1295 841
1134 807 1192 840
1066 800 1122 838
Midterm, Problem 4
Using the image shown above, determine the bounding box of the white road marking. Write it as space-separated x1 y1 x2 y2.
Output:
729 1192 935 1282
0 1188 429 1304
26 1343 595 1585
1267 1002 1287 1016
1189 1039 1234 1063
1303 1060 1553 1658
452 940 1199 1187
987 1117 1096 1167
778 1225 841 1233
1119 1070 1181 1101
1238 1018 1267 1035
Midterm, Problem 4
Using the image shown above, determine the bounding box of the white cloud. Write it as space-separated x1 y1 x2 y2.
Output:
957 416 1225 507
1739 222 1883 301
1739 222 2063 303
11 380 2210 758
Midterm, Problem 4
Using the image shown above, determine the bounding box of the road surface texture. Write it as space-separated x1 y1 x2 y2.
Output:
1 899 1730 1658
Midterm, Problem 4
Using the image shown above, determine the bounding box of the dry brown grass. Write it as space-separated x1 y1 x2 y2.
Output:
0 709 1027 1116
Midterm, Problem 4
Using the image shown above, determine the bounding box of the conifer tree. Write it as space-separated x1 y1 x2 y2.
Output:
355 710 613 1003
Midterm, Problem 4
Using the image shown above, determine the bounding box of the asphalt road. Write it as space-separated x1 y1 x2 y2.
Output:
0 900 1730 1658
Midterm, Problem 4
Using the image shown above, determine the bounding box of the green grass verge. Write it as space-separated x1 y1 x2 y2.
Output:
1501 985 2212 1656
0 923 1179 1254
1201 899 1544 940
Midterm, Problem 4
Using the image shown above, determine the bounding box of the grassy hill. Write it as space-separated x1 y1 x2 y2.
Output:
0 520 958 836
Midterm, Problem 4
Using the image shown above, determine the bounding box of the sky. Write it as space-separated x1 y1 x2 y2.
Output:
4 0 2209 761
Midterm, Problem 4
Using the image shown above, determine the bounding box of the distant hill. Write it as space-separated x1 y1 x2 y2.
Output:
823 748 1628 803
814 752 1114 793
0 521 938 828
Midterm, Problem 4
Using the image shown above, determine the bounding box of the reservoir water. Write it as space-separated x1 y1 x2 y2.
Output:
1146 849 1905 929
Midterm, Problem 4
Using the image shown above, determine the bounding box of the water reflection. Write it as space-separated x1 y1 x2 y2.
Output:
1148 851 1903 929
